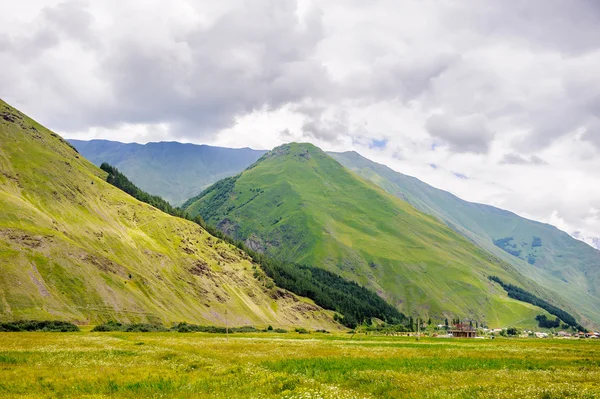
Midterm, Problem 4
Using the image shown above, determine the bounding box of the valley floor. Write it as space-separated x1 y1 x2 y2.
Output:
0 332 598 398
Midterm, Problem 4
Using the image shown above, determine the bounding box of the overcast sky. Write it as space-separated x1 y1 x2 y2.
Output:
2 0 599 242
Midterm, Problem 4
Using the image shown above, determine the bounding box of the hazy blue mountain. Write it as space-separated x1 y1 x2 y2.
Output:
69 140 266 205
331 150 600 327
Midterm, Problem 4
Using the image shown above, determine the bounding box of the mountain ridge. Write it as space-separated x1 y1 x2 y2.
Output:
69 139 267 205
184 142 567 328
0 100 336 329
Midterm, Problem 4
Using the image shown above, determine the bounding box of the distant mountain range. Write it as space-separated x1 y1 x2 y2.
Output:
69 139 266 205
69 139 600 329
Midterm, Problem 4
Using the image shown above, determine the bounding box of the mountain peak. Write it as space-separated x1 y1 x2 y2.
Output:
249 142 328 169
273 142 323 156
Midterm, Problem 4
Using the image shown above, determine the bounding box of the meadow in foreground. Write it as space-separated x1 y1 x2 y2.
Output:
0 332 598 399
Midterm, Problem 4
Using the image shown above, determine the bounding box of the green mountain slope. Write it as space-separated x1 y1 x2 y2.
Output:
0 100 336 329
69 139 266 205
331 150 600 327
184 143 565 328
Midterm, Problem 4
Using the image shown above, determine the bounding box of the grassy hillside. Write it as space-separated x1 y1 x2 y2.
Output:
184 143 564 328
70 139 266 205
331 150 600 328
0 99 337 329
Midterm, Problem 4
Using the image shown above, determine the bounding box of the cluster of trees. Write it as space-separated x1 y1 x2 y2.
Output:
91 321 168 332
102 163 409 329
488 276 586 332
0 320 79 332
493 237 522 257
535 315 561 329
91 321 287 334
506 327 519 336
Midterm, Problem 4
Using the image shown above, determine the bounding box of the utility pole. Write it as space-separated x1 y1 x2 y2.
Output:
225 309 229 340
417 317 420 341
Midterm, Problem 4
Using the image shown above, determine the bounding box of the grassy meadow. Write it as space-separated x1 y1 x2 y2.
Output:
0 332 598 398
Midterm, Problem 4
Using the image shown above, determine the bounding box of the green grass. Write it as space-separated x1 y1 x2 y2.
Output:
0 99 337 330
0 332 598 398
331 150 600 329
185 143 557 328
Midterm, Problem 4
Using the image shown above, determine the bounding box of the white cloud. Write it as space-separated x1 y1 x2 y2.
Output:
2 0 600 238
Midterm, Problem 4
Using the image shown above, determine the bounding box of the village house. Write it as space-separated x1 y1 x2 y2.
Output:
449 323 477 338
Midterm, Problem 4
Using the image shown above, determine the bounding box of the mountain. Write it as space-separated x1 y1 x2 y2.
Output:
331 150 600 327
572 232 600 251
69 139 267 205
0 100 336 329
183 143 568 328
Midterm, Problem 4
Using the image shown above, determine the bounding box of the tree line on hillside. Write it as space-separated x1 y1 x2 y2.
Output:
535 314 561 329
488 276 586 332
101 163 408 329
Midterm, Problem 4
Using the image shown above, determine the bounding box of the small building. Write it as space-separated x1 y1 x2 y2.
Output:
450 324 477 338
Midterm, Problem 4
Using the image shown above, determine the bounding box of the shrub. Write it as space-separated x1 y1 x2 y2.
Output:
91 321 167 332
506 327 519 336
0 320 79 332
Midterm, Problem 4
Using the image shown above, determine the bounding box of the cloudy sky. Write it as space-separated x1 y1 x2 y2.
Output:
1 0 599 242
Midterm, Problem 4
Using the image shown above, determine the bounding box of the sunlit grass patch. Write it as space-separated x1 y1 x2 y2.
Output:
0 355 20 364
